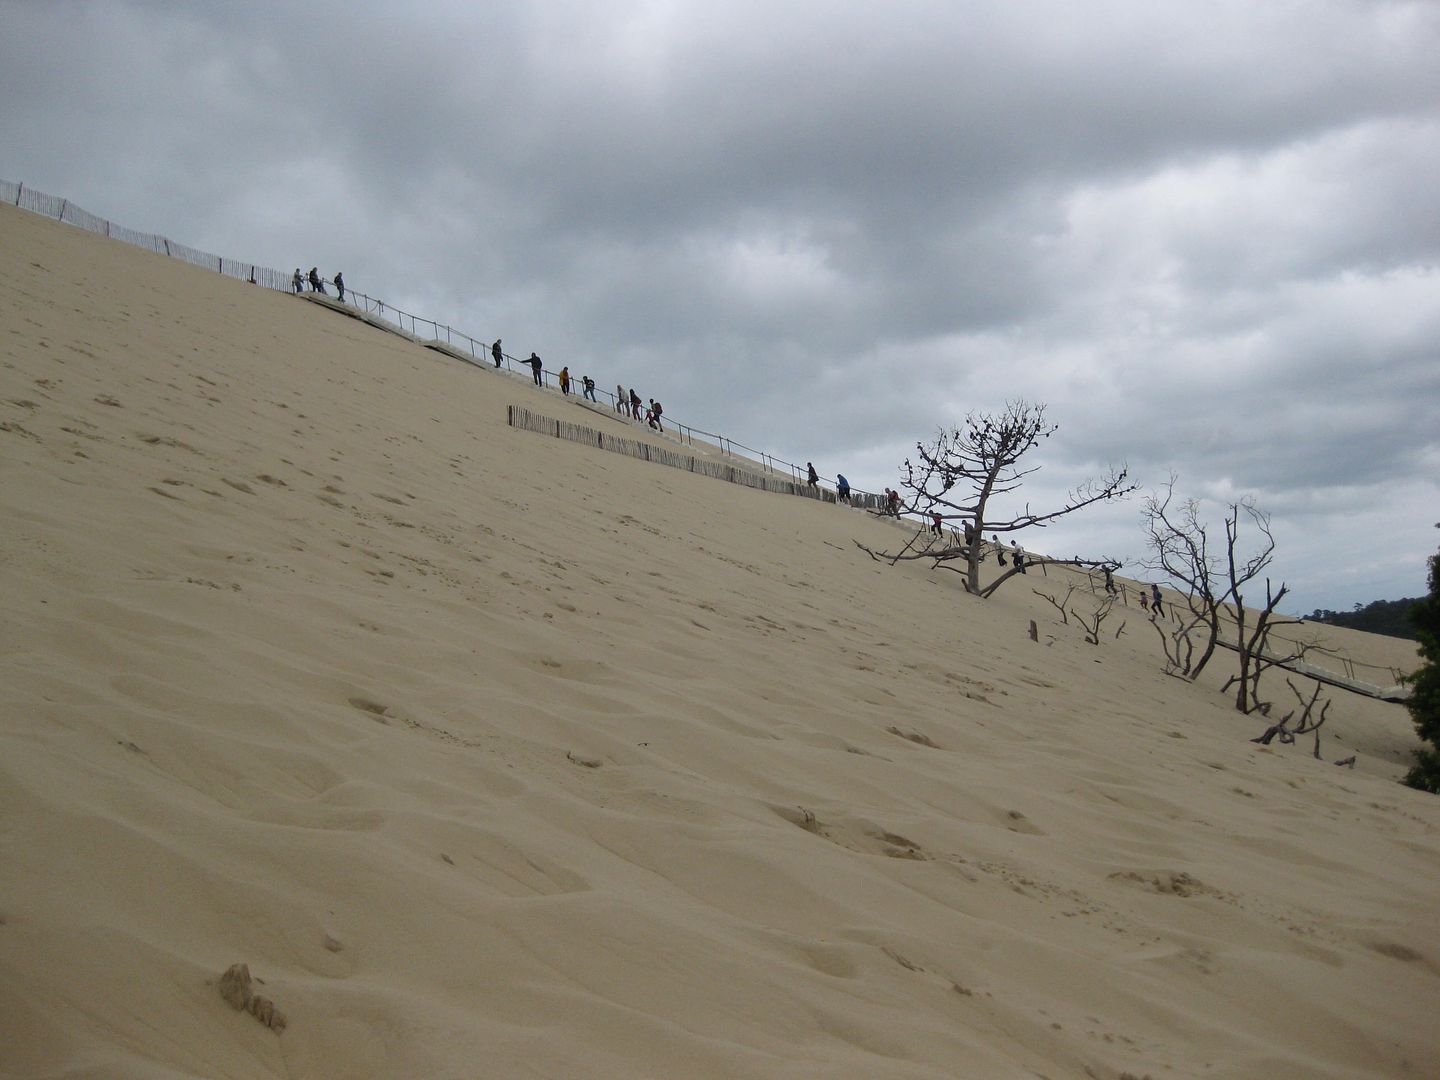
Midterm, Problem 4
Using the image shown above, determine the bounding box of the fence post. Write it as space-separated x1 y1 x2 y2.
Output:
164 238 171 256
13 183 19 206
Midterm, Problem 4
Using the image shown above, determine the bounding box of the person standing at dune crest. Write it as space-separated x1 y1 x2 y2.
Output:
526 352 543 386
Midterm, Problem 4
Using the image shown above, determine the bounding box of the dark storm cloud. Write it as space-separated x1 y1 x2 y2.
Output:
3 0 1437 610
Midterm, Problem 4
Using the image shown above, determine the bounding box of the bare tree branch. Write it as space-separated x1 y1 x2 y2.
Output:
887 401 1135 598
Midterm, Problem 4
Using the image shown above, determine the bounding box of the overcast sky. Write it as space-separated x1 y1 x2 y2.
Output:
4 0 1438 613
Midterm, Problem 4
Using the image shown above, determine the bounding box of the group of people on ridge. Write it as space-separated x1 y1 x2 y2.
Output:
289 284 1171 607
500 342 665 431
292 268 344 302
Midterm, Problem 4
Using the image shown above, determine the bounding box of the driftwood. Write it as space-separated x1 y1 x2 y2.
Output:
1250 678 1335 761
218 963 287 1032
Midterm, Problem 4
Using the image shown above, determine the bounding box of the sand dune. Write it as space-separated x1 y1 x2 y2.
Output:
2 202 1437 1079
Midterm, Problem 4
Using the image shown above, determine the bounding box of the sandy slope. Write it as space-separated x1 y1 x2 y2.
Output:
2 203 1437 1080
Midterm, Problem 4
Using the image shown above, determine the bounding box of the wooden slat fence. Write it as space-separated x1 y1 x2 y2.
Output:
509 405 839 504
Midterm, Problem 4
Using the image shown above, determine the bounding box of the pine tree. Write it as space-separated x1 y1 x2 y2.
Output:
1402 529 1440 793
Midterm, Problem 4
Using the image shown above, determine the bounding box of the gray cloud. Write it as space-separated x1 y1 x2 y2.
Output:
3 0 1437 611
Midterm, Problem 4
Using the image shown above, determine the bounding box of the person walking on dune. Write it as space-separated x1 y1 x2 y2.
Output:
492 339 504 368
526 352 543 386
615 384 626 413
629 388 642 420
807 462 819 488
292 269 303 294
559 366 571 396
334 271 345 303
582 375 597 402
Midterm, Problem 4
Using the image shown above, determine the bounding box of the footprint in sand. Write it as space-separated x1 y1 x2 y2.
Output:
348 697 390 722
140 434 198 452
1004 809 1046 835
1107 870 1222 898
773 805 930 860
886 725 941 749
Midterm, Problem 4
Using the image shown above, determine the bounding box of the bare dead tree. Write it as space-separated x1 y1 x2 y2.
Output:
1225 604 1311 715
1250 678 1333 759
1150 616 1195 678
1141 476 1226 678
1142 483 1300 713
1033 584 1076 625
858 401 1134 598
1070 595 1117 645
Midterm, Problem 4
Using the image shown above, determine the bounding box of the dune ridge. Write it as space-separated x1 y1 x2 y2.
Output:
1 203 1437 1079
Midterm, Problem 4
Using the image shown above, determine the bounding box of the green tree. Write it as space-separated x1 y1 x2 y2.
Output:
1402 528 1440 793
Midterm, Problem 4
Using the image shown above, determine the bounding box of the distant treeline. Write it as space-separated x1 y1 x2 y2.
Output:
1305 597 1422 640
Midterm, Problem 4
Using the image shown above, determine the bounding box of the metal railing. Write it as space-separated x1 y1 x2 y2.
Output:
5 178 882 509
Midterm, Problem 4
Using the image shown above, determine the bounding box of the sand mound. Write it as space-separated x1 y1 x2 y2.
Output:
2 203 1437 1079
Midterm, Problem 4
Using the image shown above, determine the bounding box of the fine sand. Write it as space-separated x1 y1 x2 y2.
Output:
2 202 1437 1079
